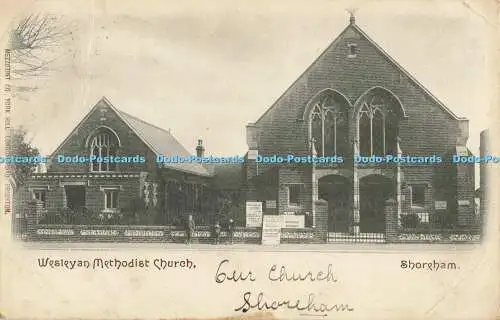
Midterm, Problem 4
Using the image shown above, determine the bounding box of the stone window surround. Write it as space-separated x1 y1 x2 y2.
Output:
88 128 120 173
100 185 123 213
357 99 399 157
284 183 303 209
60 181 87 209
347 43 357 58
306 88 406 160
28 185 50 208
407 183 429 209
310 96 349 157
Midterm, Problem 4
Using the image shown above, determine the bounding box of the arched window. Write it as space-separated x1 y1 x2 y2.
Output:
385 111 398 155
89 130 119 171
359 104 371 156
357 97 398 156
310 95 349 157
372 109 384 155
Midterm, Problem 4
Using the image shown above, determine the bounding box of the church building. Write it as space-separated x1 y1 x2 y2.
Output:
16 97 227 228
243 15 476 236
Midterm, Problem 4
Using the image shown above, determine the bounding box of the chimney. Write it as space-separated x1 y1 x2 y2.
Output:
456 119 469 147
196 139 205 157
246 123 259 149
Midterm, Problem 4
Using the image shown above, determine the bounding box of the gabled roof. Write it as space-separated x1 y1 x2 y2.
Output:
254 17 463 125
50 96 211 177
115 108 211 177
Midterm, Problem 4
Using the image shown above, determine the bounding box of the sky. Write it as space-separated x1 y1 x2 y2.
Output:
2 0 496 161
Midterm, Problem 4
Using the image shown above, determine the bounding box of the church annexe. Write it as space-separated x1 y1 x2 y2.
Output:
16 97 223 232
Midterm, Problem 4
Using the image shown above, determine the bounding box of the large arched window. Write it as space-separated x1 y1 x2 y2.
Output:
310 95 349 157
89 130 119 172
357 96 399 157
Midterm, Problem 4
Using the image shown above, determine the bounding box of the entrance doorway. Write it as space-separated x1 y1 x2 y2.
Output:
359 174 393 233
319 175 351 233
65 186 86 210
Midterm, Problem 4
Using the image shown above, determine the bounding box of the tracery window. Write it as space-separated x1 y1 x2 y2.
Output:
310 95 348 157
89 130 118 172
358 97 398 156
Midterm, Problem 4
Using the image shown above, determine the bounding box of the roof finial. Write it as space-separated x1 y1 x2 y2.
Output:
347 8 357 25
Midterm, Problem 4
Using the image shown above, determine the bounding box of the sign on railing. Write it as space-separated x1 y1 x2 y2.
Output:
281 215 305 228
261 215 281 245
246 201 263 227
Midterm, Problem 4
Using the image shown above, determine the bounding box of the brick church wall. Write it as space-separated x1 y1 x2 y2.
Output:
244 21 475 229
16 176 142 221
277 165 313 216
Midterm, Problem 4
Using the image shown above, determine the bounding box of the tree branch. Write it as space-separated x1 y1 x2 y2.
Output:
9 13 71 80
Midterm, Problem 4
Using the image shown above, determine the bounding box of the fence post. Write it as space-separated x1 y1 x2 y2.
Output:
314 199 328 243
385 198 398 243
26 200 43 240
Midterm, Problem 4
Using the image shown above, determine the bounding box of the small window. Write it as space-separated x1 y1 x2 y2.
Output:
347 43 357 57
104 190 119 210
411 185 426 208
33 190 46 208
288 185 301 207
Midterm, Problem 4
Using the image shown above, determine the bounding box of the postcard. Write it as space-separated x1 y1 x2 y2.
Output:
0 0 498 319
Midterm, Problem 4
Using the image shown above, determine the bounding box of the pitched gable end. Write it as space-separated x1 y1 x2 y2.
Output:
48 97 118 159
49 96 211 177
254 20 463 126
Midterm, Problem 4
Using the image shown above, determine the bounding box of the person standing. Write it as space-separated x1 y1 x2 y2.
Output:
228 218 235 244
186 214 195 244
213 221 221 245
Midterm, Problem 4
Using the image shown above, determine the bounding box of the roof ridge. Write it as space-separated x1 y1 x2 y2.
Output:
110 103 212 176
116 109 175 136
114 108 197 157
99 97 163 156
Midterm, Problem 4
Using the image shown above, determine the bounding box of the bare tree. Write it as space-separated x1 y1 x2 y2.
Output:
7 13 71 98
9 14 69 76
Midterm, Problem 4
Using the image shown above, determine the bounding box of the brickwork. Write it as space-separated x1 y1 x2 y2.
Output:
384 199 398 242
18 177 142 213
277 165 313 216
253 25 462 158
402 167 435 215
243 19 476 236
352 164 359 234
244 164 278 202
314 199 328 242
456 164 475 226
14 97 219 232
26 200 43 239
48 99 156 173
